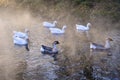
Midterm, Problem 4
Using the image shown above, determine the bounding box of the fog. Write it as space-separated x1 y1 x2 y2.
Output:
0 8 39 80
0 4 120 79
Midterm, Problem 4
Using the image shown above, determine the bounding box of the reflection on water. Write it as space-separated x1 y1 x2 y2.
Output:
0 8 120 80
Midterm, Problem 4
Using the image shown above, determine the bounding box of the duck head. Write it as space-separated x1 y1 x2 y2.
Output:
53 41 60 45
105 38 113 49
62 25 67 30
53 21 57 24
87 23 91 27
106 38 113 41
25 29 29 33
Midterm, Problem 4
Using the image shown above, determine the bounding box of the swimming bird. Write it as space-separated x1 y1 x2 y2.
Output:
76 23 91 32
90 38 113 51
40 41 60 60
49 25 67 35
43 21 57 28
13 35 29 51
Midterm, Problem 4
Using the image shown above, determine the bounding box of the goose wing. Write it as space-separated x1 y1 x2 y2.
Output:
13 36 27 45
92 43 104 47
76 24 88 31
41 45 56 54
76 24 86 28
50 28 63 34
49 28 61 31
14 31 28 39
92 43 104 48
41 45 52 51
43 22 55 28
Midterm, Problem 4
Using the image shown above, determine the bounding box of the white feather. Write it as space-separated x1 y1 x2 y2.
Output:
49 25 67 34
76 23 91 31
43 21 57 28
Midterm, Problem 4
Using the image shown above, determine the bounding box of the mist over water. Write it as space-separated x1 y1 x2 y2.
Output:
0 8 39 80
0 1 120 79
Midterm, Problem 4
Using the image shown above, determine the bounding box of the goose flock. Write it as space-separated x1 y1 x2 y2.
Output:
12 21 113 60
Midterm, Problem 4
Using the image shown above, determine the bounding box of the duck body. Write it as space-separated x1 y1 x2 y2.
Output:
41 45 58 54
76 23 91 32
13 35 28 45
90 42 106 50
90 38 113 51
76 24 89 31
40 41 59 60
49 25 67 35
43 21 57 28
50 30 64 35
13 35 29 51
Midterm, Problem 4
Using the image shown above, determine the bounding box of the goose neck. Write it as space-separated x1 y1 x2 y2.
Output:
86 24 90 29
62 26 66 31
25 29 29 33
52 44 58 52
105 40 111 49
53 21 57 26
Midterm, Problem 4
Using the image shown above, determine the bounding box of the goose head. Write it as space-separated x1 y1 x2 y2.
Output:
87 23 91 27
106 38 113 41
52 41 60 45
105 38 113 49
62 25 67 30
25 29 29 33
53 21 57 25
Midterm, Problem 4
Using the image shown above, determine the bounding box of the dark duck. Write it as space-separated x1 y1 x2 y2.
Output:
40 41 60 61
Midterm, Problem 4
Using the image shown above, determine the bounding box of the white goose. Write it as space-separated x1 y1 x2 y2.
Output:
13 29 29 39
49 25 67 35
13 35 29 51
76 23 91 32
43 21 57 28
90 38 113 51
